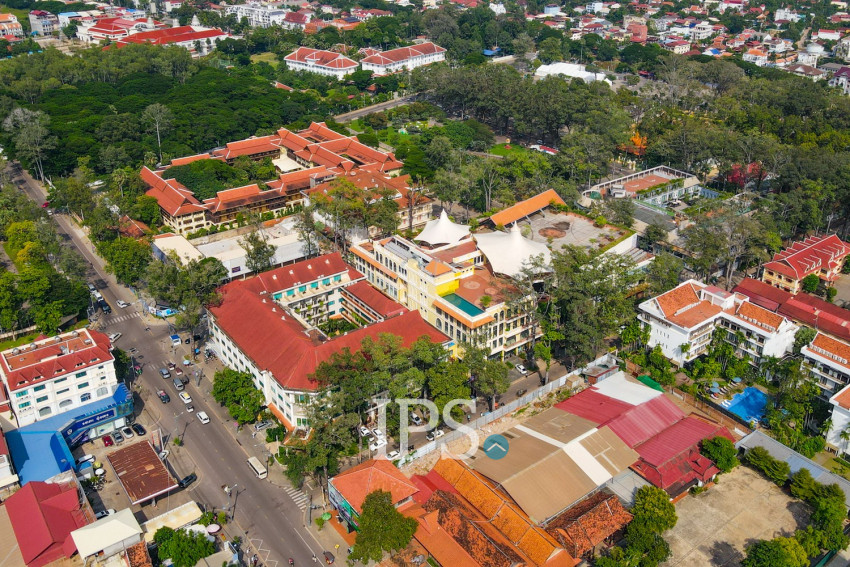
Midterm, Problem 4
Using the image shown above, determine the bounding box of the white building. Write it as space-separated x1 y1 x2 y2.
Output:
830 66 850 94
775 7 803 22
29 10 59 35
802 332 850 398
283 47 358 79
638 280 799 366
360 42 446 76
827 380 850 453
0 329 117 427
223 3 288 28
743 47 768 66
534 61 612 83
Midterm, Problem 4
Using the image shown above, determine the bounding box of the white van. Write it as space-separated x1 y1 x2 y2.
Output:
247 456 268 479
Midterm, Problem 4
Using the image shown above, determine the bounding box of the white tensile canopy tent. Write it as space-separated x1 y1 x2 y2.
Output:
474 224 551 277
414 209 470 247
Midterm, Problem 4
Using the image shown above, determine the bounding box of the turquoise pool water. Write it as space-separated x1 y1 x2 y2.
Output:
441 293 484 316
727 387 769 423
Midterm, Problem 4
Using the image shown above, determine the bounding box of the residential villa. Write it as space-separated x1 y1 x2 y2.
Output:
638 279 799 366
761 234 850 294
0 13 24 37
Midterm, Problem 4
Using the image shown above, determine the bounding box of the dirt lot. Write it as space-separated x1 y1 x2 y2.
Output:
662 466 810 567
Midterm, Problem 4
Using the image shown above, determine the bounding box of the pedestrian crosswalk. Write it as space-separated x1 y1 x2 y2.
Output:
101 312 141 326
282 484 308 510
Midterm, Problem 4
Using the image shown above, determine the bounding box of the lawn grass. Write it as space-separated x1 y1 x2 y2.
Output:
250 52 279 67
489 143 530 157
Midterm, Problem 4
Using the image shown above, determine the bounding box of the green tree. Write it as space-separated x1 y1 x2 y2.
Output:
142 103 174 165
100 237 151 285
0 271 21 332
2 108 56 181
427 360 471 420
646 252 683 295
631 486 677 533
153 527 215 567
133 195 162 226
350 490 419 563
742 537 808 567
793 326 816 354
211 369 266 424
700 436 739 472
538 37 563 64
605 198 635 228
801 274 820 293
643 222 668 248
239 230 276 274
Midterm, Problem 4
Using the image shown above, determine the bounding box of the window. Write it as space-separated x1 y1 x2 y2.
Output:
59 399 73 408
80 393 91 402
322 278 330 286
36 396 48 403
298 285 306 293
38 407 52 417
334 275 341 282
15 391 27 399
297 417 309 427
77 382 89 390
310 282 318 289
57 388 69 396
96 387 109 397
18 402 30 409
286 289 295 297
75 371 87 378
33 384 46 392
54 377 67 384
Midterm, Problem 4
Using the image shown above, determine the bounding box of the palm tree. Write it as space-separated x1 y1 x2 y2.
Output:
840 427 850 458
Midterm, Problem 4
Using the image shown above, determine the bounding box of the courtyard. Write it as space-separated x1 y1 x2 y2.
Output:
520 210 630 252
662 465 810 566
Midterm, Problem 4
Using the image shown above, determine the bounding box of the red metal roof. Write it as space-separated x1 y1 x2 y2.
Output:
554 390 634 424
342 280 406 319
606 396 685 447
5 481 86 567
634 416 731 467
732 277 791 311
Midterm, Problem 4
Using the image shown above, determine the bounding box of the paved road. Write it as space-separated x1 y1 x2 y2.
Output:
334 94 417 122
7 162 323 566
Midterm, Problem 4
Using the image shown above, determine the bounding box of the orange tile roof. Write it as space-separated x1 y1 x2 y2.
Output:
832 386 850 410
430 458 574 567
351 246 398 280
727 300 784 332
401 502 481 567
810 332 850 372
425 260 452 276
490 190 566 227
331 459 419 514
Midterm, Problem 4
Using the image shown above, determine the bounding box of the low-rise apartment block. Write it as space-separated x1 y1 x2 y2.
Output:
0 329 117 427
638 280 799 366
802 332 850 397
761 234 850 293
29 10 59 35
0 13 24 37
360 42 446 76
224 4 288 28
208 253 450 429
283 47 358 79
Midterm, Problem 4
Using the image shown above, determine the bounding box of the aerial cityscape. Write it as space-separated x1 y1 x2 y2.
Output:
0 0 850 564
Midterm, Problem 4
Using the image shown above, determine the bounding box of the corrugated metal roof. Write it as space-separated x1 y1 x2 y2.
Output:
555 390 634 425
737 431 850 508
635 416 727 467
607 396 685 448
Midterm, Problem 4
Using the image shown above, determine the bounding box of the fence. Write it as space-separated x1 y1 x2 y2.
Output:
402 353 618 464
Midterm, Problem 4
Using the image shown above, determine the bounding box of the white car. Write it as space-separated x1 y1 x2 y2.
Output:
197 411 210 424
369 438 387 451
359 426 371 437
95 509 116 519
108 332 122 342
116 300 130 308
410 413 423 426
371 428 386 439
386 450 400 460
426 429 445 441
515 363 528 375
179 392 192 404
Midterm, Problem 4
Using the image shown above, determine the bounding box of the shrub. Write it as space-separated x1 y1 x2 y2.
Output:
700 436 739 473
594 215 607 227
744 446 790 485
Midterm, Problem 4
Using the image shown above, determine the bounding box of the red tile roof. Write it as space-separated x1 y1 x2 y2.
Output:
237 252 354 295
631 448 720 493
361 42 446 65
5 480 86 567
331 459 419 514
284 46 358 69
116 25 228 47
209 257 449 391
652 281 723 329
546 492 632 559
341 280 406 319
489 190 566 227
0 329 113 392
764 234 850 281
402 502 481 567
809 332 850 372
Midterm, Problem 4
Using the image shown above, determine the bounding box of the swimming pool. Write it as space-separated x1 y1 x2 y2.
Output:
725 387 769 423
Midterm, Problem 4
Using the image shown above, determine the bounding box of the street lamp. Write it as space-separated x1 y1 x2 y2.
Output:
224 484 238 519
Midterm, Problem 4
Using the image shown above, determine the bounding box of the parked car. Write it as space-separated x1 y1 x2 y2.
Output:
515 363 528 375
179 392 192 404
87 283 96 293
121 426 134 439
410 413 423 426
426 429 445 441
175 367 183 376
386 450 400 460
159 368 171 379
75 454 95 467
116 300 130 308
157 390 171 403
178 473 197 488
371 428 385 439
359 426 371 437
103 435 114 447
131 423 146 436
369 438 387 451
158 450 169 460
197 411 210 424
95 509 116 519
99 299 111 314
108 332 121 342
186 404 194 413
254 421 273 432
167 362 176 370
516 388 528 397
112 431 124 444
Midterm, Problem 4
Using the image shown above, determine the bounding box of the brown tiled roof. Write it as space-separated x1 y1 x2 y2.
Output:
126 541 153 567
489 190 567 227
810 332 850 372
546 492 632 558
331 459 418 514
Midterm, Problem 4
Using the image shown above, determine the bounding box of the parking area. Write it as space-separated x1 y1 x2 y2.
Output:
662 466 810 566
